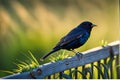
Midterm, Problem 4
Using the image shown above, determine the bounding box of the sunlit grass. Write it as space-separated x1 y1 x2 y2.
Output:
49 50 69 62
13 51 40 73
0 51 40 74
99 40 108 47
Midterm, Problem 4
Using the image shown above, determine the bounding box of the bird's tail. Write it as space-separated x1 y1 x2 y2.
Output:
40 48 60 61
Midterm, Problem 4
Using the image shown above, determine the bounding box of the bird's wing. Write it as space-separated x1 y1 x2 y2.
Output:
55 32 84 47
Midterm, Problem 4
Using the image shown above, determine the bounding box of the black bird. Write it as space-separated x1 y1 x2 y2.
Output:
40 21 96 61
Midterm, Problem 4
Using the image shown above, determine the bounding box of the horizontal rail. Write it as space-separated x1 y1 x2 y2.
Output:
3 41 119 79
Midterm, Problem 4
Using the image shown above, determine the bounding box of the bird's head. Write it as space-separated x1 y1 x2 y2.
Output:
79 21 97 31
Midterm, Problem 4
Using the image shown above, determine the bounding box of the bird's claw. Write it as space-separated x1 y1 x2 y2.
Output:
76 52 83 60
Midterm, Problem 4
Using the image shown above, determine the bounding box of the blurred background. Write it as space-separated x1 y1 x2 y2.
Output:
0 0 119 77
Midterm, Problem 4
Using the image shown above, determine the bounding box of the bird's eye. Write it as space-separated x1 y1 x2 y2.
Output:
89 23 92 27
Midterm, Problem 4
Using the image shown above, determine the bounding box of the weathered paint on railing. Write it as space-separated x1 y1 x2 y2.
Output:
3 41 119 79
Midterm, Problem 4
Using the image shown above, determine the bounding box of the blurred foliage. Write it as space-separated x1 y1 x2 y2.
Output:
0 0 119 77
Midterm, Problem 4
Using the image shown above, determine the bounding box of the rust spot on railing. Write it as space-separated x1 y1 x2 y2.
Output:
30 71 36 79
37 69 42 75
65 61 69 65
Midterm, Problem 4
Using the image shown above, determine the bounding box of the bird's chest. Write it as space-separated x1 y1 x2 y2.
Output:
79 32 90 44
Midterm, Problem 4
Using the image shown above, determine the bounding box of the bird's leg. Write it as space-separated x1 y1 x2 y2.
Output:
71 49 83 60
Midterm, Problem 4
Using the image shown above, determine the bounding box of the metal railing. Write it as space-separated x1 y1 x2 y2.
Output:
3 41 119 79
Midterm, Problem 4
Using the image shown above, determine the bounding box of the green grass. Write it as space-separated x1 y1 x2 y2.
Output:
13 51 39 73
49 50 70 62
0 51 40 75
99 40 108 47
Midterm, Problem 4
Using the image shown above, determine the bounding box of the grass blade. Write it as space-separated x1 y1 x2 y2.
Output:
94 65 105 79
100 63 109 79
62 73 71 79
70 69 87 79
107 57 114 68
84 67 93 79
28 51 39 66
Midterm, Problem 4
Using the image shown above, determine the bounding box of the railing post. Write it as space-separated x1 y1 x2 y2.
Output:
82 65 85 79
48 75 51 79
75 67 78 79
59 71 63 79
116 55 120 79
91 62 94 79
97 60 101 79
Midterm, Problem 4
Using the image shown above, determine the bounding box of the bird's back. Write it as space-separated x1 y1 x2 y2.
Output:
54 26 90 50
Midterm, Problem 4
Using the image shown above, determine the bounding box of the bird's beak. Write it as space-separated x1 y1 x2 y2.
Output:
91 24 97 27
